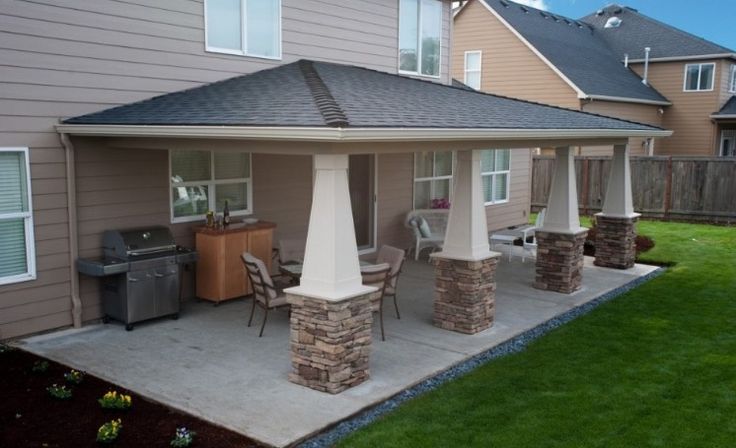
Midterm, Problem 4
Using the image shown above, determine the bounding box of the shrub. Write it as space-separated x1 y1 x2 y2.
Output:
98 390 132 410
47 384 73 400
64 369 85 385
31 360 49 373
170 427 196 447
97 419 122 444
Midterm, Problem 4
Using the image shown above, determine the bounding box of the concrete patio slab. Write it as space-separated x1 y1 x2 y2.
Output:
20 253 659 447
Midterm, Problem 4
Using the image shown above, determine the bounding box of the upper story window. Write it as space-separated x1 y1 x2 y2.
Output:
464 51 482 90
414 151 453 209
481 149 510 204
399 0 442 78
729 65 736 93
170 150 252 223
0 148 36 286
683 62 715 92
205 0 281 59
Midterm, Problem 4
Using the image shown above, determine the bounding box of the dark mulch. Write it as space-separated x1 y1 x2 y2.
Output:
0 348 262 448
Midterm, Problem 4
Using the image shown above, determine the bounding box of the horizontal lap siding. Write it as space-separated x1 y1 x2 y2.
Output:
580 100 664 156
451 0 579 109
485 149 532 231
377 153 414 251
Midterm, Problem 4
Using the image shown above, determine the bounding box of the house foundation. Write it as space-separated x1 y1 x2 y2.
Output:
534 230 588 294
594 215 638 269
287 292 373 394
433 255 500 334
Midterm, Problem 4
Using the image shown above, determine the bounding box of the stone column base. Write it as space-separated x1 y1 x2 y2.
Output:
287 292 373 394
433 255 500 334
534 229 588 294
594 214 638 269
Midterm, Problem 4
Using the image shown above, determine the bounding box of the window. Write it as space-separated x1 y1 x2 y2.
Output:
480 149 510 204
721 130 736 157
729 65 736 93
399 0 442 77
683 63 715 92
205 0 281 59
464 51 482 90
170 150 252 223
413 151 453 209
0 148 35 285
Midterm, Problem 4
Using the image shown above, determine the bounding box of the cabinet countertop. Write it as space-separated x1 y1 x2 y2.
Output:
194 221 276 236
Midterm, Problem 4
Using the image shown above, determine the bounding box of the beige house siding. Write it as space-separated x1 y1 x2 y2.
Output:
580 100 664 156
485 149 532 231
451 0 580 110
0 0 454 339
630 60 723 155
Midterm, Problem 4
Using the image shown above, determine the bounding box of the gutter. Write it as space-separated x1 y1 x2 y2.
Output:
59 133 82 329
583 94 671 106
710 114 736 119
54 125 673 142
626 53 736 63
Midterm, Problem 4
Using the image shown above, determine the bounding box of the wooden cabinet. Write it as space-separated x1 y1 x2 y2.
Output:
195 222 275 304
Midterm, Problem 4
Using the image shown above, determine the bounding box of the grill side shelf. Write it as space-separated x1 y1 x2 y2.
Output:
77 258 130 277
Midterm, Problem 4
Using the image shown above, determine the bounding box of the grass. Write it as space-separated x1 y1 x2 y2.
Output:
339 220 736 447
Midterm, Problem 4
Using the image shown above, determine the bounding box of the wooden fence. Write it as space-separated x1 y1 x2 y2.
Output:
531 156 736 223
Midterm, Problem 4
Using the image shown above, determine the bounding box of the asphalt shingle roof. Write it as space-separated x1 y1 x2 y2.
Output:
478 0 668 103
64 60 662 132
714 96 736 116
581 5 735 61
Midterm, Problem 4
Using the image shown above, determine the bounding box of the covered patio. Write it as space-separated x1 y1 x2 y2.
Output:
20 255 659 447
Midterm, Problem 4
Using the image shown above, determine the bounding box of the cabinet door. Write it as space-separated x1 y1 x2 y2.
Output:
127 271 156 323
223 232 249 299
195 233 225 300
248 229 274 273
154 265 180 316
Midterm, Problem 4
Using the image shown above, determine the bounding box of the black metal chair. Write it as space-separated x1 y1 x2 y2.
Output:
360 263 391 341
241 252 290 337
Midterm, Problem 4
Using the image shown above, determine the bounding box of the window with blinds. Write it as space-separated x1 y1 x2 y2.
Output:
413 151 454 209
0 148 36 285
169 150 252 222
480 149 511 205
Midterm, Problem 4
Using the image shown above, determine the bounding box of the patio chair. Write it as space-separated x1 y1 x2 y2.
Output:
241 252 290 337
489 208 546 261
360 263 391 341
277 238 306 265
376 245 406 320
404 209 449 261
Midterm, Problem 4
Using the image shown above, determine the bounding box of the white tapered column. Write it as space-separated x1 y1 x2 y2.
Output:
434 149 497 261
595 144 640 269
432 150 500 335
534 146 588 294
286 154 373 300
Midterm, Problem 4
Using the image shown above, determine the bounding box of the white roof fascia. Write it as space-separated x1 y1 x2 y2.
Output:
627 53 736 63
476 0 588 99
55 124 673 141
586 94 672 106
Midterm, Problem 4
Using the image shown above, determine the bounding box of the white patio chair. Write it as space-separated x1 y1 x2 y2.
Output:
404 209 449 261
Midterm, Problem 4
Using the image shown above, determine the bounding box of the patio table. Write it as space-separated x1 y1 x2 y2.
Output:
279 260 374 281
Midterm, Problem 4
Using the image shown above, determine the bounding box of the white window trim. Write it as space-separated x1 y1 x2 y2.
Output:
0 147 36 286
412 151 455 209
481 149 511 206
729 65 736 93
169 150 253 224
204 0 282 61
683 62 715 92
398 0 443 79
464 50 482 90
721 130 736 157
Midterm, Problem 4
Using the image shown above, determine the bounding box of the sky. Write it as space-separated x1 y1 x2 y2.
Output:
511 0 736 51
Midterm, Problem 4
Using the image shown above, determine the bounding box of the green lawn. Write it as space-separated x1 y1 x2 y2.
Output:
339 220 736 447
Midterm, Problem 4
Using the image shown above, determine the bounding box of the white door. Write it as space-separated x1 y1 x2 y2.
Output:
348 154 377 253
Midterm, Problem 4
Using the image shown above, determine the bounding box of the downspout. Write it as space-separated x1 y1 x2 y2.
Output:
642 47 650 85
60 132 82 328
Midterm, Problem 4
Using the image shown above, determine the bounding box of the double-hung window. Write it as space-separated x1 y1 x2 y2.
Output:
170 150 252 223
414 151 453 209
729 65 736 93
399 0 442 78
480 149 511 205
205 0 281 59
0 148 35 285
464 51 482 90
683 63 715 92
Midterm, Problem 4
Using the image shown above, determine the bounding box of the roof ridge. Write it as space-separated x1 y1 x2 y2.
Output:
298 59 349 128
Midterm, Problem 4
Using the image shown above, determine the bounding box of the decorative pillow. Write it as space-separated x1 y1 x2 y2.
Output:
418 217 432 238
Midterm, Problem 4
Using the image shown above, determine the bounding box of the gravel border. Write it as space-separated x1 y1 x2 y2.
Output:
298 267 665 448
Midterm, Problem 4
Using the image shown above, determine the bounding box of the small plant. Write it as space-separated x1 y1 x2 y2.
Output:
96 419 122 444
0 343 16 353
170 427 196 447
64 369 85 385
47 383 73 400
31 360 49 373
98 390 132 410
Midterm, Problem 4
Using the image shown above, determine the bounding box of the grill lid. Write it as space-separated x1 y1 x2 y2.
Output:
103 226 177 259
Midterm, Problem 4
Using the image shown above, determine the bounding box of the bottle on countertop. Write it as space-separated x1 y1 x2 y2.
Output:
223 200 230 227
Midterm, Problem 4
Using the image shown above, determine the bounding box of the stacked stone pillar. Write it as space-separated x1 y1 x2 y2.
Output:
287 292 373 394
534 229 588 294
594 215 638 269
433 255 500 334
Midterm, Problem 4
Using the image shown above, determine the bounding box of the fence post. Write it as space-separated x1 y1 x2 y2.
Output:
663 156 673 220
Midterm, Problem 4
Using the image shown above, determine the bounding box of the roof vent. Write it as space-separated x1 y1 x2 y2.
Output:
520 6 528 13
604 16 622 28
499 0 509 7
596 9 604 16
613 7 623 14
540 11 548 18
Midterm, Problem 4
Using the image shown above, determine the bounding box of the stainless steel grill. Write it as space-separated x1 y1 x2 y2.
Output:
77 226 198 331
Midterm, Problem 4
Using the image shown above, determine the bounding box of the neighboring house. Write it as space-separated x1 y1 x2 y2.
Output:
0 0 665 340
453 0 736 156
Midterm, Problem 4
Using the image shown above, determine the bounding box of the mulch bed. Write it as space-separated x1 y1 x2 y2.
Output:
0 348 263 448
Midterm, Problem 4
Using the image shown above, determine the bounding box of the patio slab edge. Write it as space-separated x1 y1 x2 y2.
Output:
297 266 666 448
